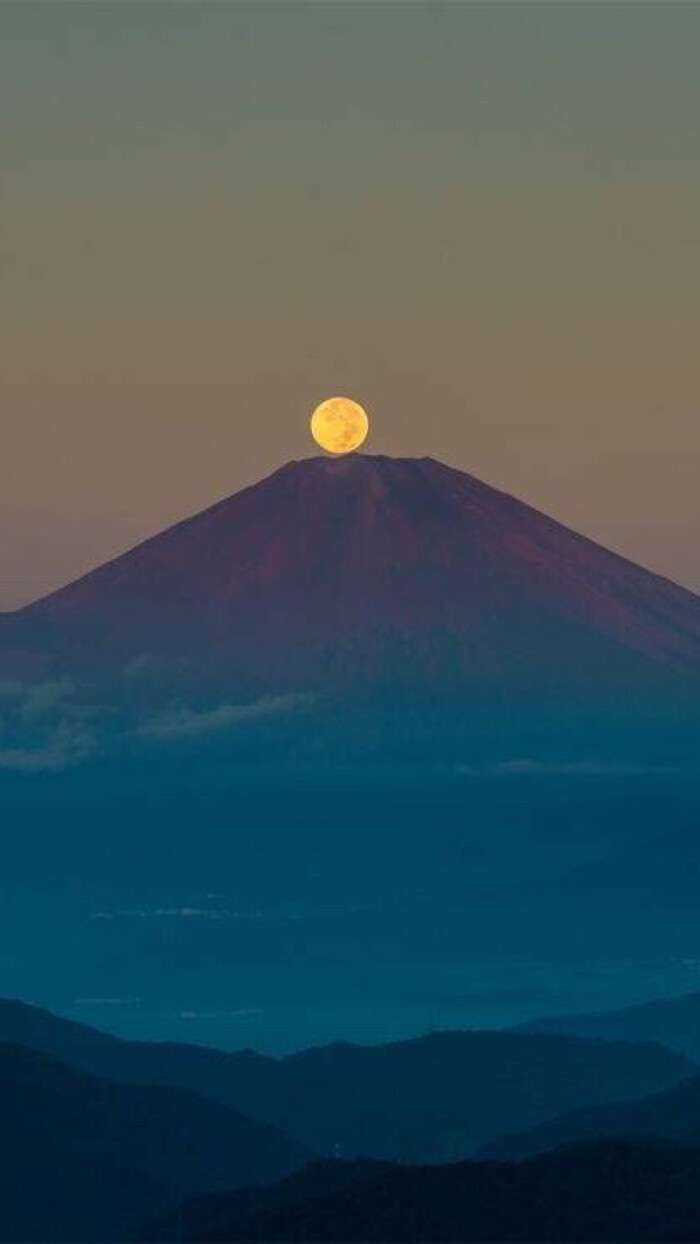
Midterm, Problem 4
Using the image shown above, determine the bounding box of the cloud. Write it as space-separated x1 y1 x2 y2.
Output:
177 1008 264 1021
92 903 302 922
0 716 96 772
95 905 233 921
18 678 75 725
133 693 310 740
0 678 96 771
456 758 683 778
0 680 25 702
74 997 142 1008
122 654 156 680
0 678 313 770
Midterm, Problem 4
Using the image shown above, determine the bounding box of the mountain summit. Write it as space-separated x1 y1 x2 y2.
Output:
4 455 700 704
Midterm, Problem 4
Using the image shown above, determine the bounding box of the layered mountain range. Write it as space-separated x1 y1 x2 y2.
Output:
5 996 700 1243
0 999 690 1164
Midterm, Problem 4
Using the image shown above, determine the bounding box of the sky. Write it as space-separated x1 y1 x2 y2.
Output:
1 0 699 609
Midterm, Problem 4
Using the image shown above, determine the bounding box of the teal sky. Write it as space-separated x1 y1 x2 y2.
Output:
1 1 699 606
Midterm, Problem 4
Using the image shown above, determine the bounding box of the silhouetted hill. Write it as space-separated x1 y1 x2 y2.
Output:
481 1073 700 1160
0 1000 693 1161
0 1040 306 1242
516 988 700 1060
141 1140 700 1242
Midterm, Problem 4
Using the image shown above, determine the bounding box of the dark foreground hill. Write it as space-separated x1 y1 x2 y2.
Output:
142 1140 700 1243
516 988 700 1060
482 1072 700 1161
0 1041 305 1243
0 999 693 1161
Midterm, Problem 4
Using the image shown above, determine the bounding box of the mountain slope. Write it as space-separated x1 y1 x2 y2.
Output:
516 989 700 1060
481 1073 700 1161
0 1000 693 1162
4 455 699 698
0 1041 306 1242
142 1141 700 1243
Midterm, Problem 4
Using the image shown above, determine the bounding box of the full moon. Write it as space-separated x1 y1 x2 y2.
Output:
310 397 369 455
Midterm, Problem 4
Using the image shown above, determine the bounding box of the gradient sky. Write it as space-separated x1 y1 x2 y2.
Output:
2 1 699 608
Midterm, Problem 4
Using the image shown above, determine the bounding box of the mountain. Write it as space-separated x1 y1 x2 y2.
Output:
2 456 700 1053
175 1029 694 1162
0 1040 306 1243
0 1000 693 1162
516 989 700 1060
3 455 699 706
142 1140 700 1243
481 1073 700 1161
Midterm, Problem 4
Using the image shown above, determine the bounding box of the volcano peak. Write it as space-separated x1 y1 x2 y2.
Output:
4 454 699 698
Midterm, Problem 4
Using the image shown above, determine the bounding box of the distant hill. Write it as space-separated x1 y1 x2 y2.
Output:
141 1140 700 1243
0 1040 306 1243
516 989 700 1060
481 1073 700 1161
0 999 693 1162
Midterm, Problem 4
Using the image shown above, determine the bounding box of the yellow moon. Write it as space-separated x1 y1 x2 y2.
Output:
310 397 369 455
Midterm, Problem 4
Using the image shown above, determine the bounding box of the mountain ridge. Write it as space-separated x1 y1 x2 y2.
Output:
141 1140 700 1243
515 988 700 1059
0 1038 307 1242
3 455 699 704
480 1073 700 1161
10 455 698 618
0 998 693 1163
